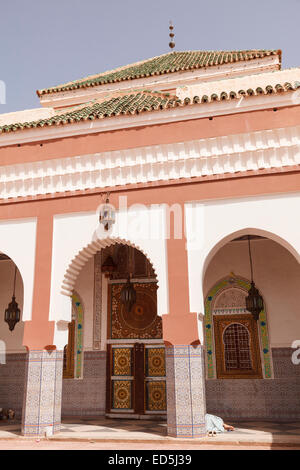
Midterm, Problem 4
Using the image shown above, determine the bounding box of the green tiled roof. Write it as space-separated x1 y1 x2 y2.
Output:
0 91 180 134
37 49 281 96
1 80 298 135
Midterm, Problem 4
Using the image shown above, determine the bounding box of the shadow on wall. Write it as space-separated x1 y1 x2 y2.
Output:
0 256 26 420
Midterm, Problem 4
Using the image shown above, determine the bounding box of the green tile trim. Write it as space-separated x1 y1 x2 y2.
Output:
204 276 272 379
72 291 84 379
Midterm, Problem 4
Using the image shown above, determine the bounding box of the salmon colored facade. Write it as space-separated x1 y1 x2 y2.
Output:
0 49 300 437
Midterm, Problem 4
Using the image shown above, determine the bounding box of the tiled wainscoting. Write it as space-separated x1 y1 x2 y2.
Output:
0 353 26 419
206 348 300 421
1 348 299 421
166 345 206 438
62 351 106 417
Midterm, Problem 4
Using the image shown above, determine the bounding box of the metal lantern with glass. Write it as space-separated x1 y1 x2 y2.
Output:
5 266 21 332
99 194 116 232
245 236 264 321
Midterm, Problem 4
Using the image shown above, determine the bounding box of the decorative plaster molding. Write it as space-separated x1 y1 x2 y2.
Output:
93 252 102 350
1 124 300 200
0 83 295 148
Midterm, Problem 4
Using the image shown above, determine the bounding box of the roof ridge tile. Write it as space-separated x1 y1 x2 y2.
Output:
37 49 281 96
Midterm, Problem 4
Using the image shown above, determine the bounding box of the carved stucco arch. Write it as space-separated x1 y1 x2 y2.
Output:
61 236 159 297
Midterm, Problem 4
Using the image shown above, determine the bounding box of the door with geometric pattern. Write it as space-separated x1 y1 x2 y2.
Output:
106 343 166 416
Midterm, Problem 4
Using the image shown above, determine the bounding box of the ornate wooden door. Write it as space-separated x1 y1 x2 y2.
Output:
63 320 75 379
106 344 166 415
144 345 167 414
106 276 166 416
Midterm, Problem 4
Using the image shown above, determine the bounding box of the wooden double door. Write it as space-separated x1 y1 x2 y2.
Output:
106 343 167 416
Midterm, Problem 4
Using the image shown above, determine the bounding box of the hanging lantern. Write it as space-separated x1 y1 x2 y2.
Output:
245 236 264 321
120 277 137 313
246 281 264 321
4 266 21 332
99 195 116 231
101 256 116 277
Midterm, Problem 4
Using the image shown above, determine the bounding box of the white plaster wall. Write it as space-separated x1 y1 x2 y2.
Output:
0 218 36 322
204 239 300 347
186 193 300 316
74 257 94 350
0 260 26 352
50 205 168 349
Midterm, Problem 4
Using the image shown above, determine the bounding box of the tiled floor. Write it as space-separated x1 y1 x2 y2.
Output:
0 418 300 445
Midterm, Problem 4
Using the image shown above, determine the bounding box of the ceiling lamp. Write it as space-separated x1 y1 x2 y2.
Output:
101 256 116 277
99 194 116 232
5 266 21 332
120 277 137 313
245 236 264 321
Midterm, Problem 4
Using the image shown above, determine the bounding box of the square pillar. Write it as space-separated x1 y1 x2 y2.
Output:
165 345 206 438
22 350 63 437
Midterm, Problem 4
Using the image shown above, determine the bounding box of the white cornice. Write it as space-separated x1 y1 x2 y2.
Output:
0 90 298 149
1 123 300 200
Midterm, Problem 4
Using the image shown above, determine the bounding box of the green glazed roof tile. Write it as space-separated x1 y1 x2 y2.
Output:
1 79 298 136
37 49 281 96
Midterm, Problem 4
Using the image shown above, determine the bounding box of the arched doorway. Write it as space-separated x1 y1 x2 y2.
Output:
104 243 166 418
204 274 271 381
0 253 25 420
203 233 300 421
61 243 166 420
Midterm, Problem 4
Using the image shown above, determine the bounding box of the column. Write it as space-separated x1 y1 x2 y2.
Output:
165 345 206 438
22 216 55 350
162 214 206 438
22 349 63 437
21 215 62 437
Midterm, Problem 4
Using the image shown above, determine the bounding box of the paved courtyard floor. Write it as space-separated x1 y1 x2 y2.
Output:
0 417 299 448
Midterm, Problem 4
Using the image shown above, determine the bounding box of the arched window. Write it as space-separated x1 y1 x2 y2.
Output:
223 323 252 371
204 276 272 379
214 315 262 379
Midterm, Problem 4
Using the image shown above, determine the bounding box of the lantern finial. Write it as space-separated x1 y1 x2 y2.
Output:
169 21 175 50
